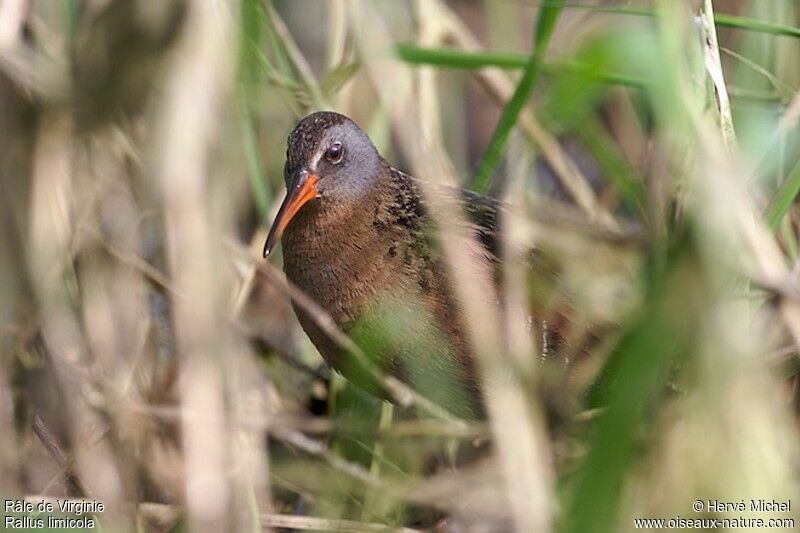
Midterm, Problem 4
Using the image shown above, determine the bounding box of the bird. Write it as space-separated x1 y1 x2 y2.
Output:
263 111 509 418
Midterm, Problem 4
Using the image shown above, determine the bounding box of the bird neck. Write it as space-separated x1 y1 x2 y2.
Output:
281 169 401 322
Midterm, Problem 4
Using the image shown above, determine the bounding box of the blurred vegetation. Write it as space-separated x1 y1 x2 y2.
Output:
1 0 800 531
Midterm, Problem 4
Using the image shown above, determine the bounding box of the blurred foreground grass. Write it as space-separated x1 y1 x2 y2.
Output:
1 0 800 531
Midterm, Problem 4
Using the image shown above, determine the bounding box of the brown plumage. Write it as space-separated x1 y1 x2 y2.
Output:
264 111 503 417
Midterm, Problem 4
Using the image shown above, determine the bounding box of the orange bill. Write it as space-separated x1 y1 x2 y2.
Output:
263 170 319 257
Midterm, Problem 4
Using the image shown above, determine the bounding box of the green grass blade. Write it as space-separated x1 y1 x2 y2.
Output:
240 111 271 222
569 236 702 533
765 158 800 231
239 0 266 85
549 3 800 39
396 45 529 70
472 0 566 192
714 12 800 39
396 44 645 88
62 0 77 41
397 45 784 106
238 0 271 222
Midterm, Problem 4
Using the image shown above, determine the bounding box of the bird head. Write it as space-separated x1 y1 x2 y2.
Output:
263 111 382 257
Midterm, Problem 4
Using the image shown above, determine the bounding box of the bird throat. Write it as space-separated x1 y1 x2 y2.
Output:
281 177 401 327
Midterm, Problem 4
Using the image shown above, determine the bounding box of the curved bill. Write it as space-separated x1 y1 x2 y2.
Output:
263 169 319 257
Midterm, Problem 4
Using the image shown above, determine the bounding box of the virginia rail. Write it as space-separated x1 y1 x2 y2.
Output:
264 111 504 417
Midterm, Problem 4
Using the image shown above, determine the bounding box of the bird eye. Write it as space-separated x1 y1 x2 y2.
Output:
325 142 344 164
